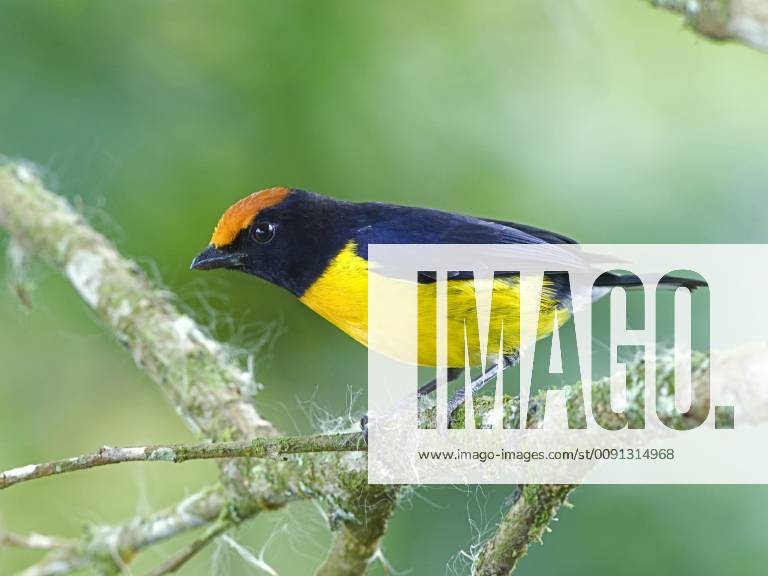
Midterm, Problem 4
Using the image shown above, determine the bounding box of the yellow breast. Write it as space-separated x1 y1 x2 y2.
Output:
299 242 569 367
300 242 371 346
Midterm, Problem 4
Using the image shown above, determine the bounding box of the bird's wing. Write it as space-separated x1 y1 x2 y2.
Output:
353 204 563 247
350 204 586 283
479 218 577 245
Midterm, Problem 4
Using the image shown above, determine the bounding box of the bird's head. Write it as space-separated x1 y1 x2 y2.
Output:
191 188 349 296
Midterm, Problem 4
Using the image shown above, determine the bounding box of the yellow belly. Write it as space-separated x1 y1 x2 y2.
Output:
300 242 569 368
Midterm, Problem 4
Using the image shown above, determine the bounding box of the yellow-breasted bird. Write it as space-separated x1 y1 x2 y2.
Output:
191 188 704 427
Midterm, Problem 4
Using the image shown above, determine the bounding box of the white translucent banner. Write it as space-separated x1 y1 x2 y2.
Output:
367 244 768 484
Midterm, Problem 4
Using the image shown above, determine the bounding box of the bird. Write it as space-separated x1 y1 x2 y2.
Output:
190 187 705 430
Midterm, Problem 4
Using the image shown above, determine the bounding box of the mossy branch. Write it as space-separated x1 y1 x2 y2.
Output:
0 162 273 441
472 484 574 576
143 520 233 576
0 160 395 575
0 432 365 491
13 487 226 576
648 0 768 51
469 345 768 575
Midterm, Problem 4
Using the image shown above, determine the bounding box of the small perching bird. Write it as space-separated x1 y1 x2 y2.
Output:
191 188 705 427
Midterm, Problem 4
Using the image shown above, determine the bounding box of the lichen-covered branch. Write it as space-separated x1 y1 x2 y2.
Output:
648 0 768 52
469 346 767 575
0 162 273 441
144 520 232 576
10 487 225 576
315 481 400 576
472 485 574 576
0 432 364 491
0 532 76 551
0 160 394 574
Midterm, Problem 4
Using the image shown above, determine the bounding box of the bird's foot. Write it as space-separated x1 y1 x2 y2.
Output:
360 414 368 446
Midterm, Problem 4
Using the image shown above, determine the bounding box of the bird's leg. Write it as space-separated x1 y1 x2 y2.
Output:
447 353 518 426
360 414 368 444
361 367 464 444
417 367 464 398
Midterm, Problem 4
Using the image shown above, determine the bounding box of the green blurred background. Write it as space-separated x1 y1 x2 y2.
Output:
1 1 767 574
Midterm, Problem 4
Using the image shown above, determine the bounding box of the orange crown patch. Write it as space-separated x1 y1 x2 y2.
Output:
210 187 291 247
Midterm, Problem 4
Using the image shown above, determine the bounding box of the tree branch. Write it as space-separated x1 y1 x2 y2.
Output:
315 482 400 576
0 160 395 575
4 487 226 576
0 532 76 551
0 162 273 442
648 0 768 51
0 432 364 491
472 485 574 576
143 520 232 576
469 345 764 575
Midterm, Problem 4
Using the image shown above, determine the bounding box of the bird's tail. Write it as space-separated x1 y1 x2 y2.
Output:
594 272 707 291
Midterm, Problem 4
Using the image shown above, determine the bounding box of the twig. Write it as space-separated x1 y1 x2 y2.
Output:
144 520 231 576
647 0 768 52
0 432 365 491
0 531 76 551
18 557 88 576
7 487 225 576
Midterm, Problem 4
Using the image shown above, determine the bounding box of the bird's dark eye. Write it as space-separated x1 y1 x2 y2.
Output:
250 221 275 244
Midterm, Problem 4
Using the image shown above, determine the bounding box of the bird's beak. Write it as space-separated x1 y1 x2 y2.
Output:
190 245 246 271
